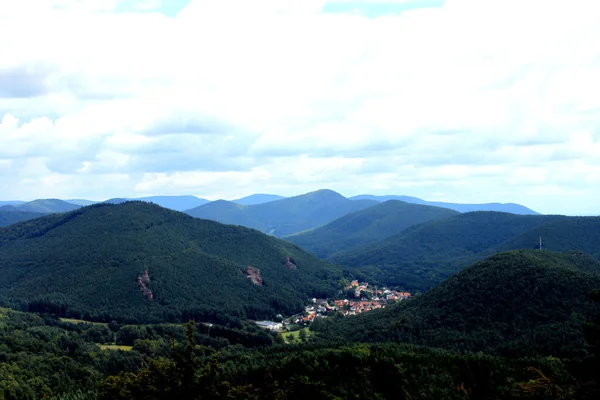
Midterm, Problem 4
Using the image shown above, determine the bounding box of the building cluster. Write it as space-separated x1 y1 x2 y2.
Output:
255 280 411 331
291 280 411 324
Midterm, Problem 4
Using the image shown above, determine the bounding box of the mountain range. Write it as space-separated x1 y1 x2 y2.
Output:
0 190 539 221
0 188 599 399
350 194 540 214
185 189 379 237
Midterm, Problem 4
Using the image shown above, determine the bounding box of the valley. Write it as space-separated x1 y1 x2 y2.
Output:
0 194 599 399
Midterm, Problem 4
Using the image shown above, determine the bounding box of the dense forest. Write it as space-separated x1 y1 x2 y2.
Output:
325 212 600 291
0 211 46 227
0 202 342 324
313 250 600 358
286 200 458 258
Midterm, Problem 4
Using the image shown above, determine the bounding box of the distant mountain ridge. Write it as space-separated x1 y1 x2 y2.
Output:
185 189 378 237
232 194 287 205
286 200 459 258
0 199 81 214
0 201 26 206
350 194 539 215
104 195 209 211
0 210 47 227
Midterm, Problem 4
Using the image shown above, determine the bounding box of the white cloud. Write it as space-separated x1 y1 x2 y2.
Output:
0 0 599 214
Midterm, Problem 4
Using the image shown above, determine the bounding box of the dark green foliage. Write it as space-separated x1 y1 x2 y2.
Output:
286 200 458 258
329 212 600 291
115 320 276 349
100 330 578 400
0 202 342 323
0 210 47 227
315 250 600 358
0 308 143 399
499 217 600 259
185 189 378 237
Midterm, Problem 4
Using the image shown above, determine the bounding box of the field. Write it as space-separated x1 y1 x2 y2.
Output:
98 344 133 351
60 317 108 327
281 327 312 343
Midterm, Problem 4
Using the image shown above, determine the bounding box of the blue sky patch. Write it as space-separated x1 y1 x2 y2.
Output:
322 0 445 18
115 0 192 17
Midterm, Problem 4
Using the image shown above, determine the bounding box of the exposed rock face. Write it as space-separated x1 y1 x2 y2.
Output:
136 270 153 300
243 266 263 286
283 256 297 270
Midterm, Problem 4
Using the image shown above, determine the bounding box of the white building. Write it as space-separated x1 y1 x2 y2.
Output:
255 320 283 331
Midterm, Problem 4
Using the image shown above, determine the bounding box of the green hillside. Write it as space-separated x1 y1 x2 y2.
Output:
314 250 600 358
499 217 600 258
0 210 46 227
286 200 459 258
0 198 81 213
185 189 378 237
0 202 342 323
350 194 539 214
0 306 581 400
329 212 570 290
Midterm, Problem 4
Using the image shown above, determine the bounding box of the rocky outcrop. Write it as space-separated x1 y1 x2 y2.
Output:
283 256 297 270
243 266 263 286
136 270 153 300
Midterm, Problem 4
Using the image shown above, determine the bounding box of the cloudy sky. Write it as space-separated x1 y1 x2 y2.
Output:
1 0 599 215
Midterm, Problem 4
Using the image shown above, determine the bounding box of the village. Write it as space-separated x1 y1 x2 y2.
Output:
255 280 411 332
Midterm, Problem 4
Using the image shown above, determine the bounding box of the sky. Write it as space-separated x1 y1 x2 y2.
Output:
1 0 600 215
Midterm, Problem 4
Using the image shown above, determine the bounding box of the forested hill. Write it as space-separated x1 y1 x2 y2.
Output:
314 250 600 358
0 202 342 324
328 212 575 290
0 210 47 227
185 189 378 237
285 200 459 258
499 217 600 258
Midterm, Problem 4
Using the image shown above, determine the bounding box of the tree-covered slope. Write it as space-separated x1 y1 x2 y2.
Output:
350 194 539 214
0 202 342 323
286 200 459 258
315 250 600 358
185 189 378 237
0 199 81 213
330 212 566 290
499 217 600 258
0 210 46 227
